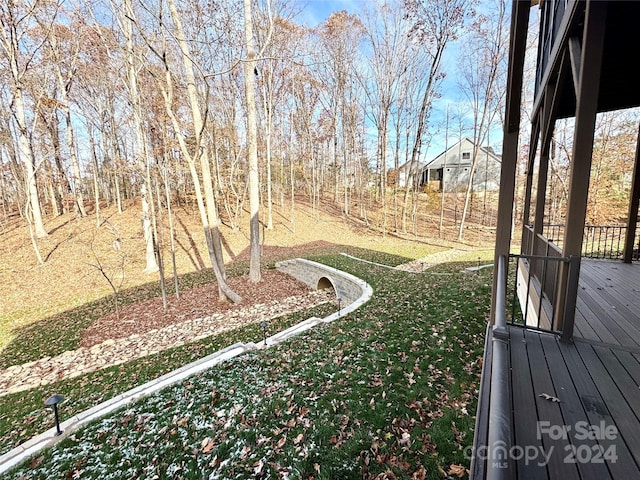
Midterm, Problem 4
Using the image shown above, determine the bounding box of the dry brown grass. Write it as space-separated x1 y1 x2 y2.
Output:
0 195 495 353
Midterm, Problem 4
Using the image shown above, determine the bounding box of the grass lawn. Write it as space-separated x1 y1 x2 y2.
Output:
2 249 493 479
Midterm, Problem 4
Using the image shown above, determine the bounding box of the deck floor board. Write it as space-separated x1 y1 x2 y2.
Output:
612 349 640 385
574 260 640 349
574 341 640 473
577 271 640 347
575 283 638 348
574 296 619 344
579 266 640 320
510 328 549 480
557 340 637 479
473 260 640 479
572 310 600 342
524 330 580 480
538 334 611 480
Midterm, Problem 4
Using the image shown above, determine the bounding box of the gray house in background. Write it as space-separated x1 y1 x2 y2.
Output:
420 137 502 192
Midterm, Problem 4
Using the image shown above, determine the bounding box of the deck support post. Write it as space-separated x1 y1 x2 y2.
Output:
533 52 569 247
560 255 580 342
533 145 550 244
554 1 607 329
623 122 640 263
491 0 530 326
521 122 539 253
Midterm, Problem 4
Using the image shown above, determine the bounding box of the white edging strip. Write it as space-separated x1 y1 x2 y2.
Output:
340 252 455 275
340 252 400 270
0 261 372 476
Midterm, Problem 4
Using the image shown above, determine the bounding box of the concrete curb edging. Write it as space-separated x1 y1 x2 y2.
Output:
0 258 372 476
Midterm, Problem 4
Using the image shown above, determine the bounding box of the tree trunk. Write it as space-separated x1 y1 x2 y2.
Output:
162 161 180 299
63 100 87 218
378 113 388 235
108 97 123 214
401 44 445 234
122 0 158 273
153 177 168 310
1 3 48 239
243 0 262 283
165 0 241 302
261 81 274 230
39 108 66 216
141 184 158 273
16 89 47 238
89 130 101 227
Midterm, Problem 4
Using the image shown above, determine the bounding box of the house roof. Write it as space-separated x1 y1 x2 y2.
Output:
396 160 426 172
424 137 501 169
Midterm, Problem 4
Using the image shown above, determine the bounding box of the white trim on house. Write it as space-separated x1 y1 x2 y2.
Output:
421 138 502 192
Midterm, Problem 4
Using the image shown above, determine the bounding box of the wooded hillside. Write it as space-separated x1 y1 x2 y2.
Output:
2 0 636 305
0 0 509 272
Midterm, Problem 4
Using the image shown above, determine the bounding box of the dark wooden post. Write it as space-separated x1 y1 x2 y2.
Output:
623 122 640 263
490 0 531 326
554 1 607 330
521 122 540 254
533 147 550 246
561 255 580 342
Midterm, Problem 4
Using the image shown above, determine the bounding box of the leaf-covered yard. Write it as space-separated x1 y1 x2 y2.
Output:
3 251 492 479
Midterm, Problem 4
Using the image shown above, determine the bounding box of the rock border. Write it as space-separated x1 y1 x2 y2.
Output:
0 290 332 397
0 259 372 476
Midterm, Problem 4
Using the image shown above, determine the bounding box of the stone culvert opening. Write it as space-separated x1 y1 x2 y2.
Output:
316 277 336 297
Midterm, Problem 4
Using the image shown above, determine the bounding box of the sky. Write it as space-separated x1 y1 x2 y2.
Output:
296 0 361 27
291 0 506 162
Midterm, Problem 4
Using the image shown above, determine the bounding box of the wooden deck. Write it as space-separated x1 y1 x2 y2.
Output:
574 260 640 349
472 260 640 479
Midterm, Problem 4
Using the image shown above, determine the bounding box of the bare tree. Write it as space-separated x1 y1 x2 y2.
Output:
126 0 243 302
314 11 365 216
254 13 301 232
44 19 88 217
86 222 126 321
360 0 412 234
119 0 158 273
0 0 49 239
397 0 471 235
243 0 262 283
456 0 508 239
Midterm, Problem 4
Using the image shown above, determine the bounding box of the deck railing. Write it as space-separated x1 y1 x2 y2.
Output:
505 250 580 341
540 223 640 260
522 226 564 310
481 250 579 479
486 255 513 479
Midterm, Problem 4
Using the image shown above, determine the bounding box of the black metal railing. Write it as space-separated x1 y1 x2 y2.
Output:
505 252 579 341
583 225 628 259
532 223 640 261
542 223 564 245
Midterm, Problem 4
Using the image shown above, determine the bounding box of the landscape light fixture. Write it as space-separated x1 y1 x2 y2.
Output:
338 297 342 314
260 321 268 346
44 394 65 436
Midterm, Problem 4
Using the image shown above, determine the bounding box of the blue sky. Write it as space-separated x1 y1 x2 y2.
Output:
291 0 505 162
296 0 361 27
